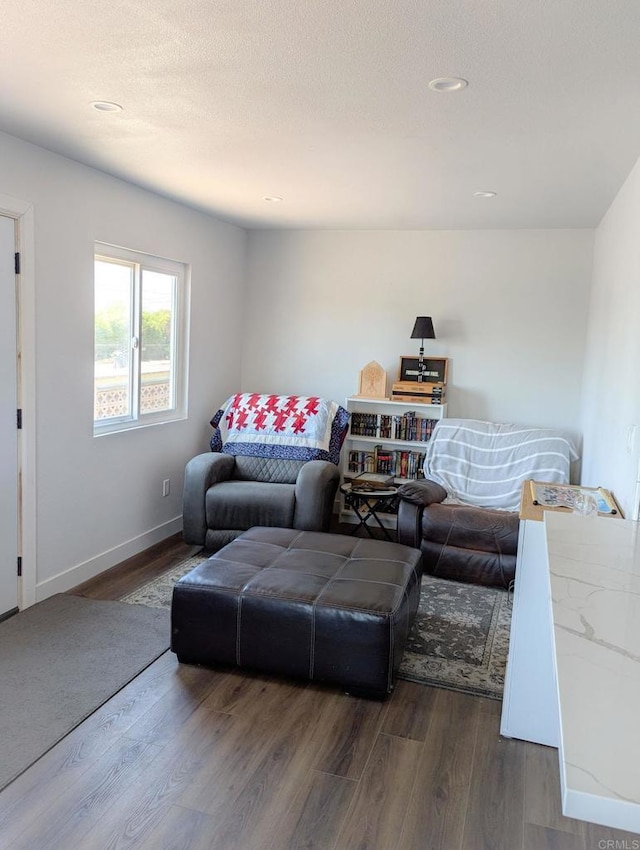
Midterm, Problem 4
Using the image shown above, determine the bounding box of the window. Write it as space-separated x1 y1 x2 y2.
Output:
94 244 187 433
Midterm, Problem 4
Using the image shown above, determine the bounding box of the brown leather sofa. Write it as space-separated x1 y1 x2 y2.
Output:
397 479 519 588
395 418 578 589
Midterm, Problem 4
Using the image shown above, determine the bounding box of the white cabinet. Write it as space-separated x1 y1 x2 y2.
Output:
500 516 560 747
340 396 446 527
500 482 623 747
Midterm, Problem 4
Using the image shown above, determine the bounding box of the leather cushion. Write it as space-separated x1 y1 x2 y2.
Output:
422 503 519 555
420 538 517 588
205 481 295 530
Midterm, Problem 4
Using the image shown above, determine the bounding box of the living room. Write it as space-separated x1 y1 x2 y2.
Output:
1 1 639 606
1 1 640 846
3 135 637 605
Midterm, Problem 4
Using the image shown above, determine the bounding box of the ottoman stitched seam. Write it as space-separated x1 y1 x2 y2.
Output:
236 568 273 666
388 615 394 690
309 598 316 680
236 590 243 666
176 582 406 616
289 530 306 549
247 566 347 580
287 532 323 681
178 574 412 588
308 553 357 680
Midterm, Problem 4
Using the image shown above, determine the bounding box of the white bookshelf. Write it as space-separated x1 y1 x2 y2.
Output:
340 396 447 528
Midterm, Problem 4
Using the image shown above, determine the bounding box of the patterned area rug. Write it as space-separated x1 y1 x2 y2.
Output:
400 575 511 699
122 553 511 700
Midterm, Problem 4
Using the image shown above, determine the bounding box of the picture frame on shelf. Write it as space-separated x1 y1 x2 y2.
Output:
529 481 619 515
398 355 448 384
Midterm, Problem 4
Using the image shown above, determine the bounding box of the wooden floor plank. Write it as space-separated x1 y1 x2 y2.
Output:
264 770 357 850
381 679 438 741
333 732 423 850
188 685 350 850
584 821 640 846
175 707 295 820
8 738 162 850
398 687 482 850
312 692 390 780
523 823 585 850
78 705 242 850
462 698 526 850
201 666 313 722
524 742 585 836
136 805 218 850
122 662 226 748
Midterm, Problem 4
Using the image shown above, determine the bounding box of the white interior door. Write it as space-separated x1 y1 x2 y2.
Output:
0 215 18 618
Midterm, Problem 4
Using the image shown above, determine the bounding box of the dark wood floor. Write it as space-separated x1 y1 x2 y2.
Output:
1 533 638 849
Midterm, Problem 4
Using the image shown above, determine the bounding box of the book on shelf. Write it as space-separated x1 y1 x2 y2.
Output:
394 413 437 442
346 447 425 480
349 411 380 437
345 472 396 491
391 381 446 404
348 410 439 443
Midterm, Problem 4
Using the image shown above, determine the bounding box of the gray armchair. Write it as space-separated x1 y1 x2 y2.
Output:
184 393 349 550
183 453 340 550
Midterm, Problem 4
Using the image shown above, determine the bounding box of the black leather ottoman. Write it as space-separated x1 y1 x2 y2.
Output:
171 526 423 698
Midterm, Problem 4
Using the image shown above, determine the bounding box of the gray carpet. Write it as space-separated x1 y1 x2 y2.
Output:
0 593 169 791
122 552 511 700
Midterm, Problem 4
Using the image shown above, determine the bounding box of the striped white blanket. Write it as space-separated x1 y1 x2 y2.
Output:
424 419 579 511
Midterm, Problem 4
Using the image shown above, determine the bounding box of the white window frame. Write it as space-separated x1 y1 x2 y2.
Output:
93 242 188 435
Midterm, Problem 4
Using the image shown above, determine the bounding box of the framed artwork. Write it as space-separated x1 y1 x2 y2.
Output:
529 481 618 515
398 355 448 384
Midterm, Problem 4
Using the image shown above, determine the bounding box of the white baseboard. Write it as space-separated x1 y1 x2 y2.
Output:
35 516 184 602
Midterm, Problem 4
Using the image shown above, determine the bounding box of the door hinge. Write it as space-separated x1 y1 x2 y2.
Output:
15 252 20 275
17 409 22 429
17 557 22 577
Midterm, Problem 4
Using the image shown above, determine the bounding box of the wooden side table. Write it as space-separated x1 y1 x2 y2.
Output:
339 483 399 542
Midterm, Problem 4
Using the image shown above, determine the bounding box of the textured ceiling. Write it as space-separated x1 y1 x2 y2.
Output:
2 0 640 229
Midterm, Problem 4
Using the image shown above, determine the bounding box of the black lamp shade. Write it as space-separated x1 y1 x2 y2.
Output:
410 316 436 340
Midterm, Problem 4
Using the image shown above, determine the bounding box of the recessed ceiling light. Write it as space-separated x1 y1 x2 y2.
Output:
264 196 283 202
90 101 123 112
473 191 497 198
428 77 468 93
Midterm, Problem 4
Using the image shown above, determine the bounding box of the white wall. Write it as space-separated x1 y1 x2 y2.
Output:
244 229 593 441
0 131 246 598
0 123 617 599
581 156 640 518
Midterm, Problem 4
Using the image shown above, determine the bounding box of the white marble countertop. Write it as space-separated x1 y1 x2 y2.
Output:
544 510 640 833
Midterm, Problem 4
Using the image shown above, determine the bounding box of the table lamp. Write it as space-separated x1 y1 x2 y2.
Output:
410 316 436 382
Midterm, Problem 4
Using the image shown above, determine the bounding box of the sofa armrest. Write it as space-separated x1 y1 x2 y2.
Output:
396 479 447 548
183 452 236 545
293 460 340 531
397 479 448 506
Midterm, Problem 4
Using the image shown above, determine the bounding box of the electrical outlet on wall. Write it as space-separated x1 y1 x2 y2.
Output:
162 478 170 497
